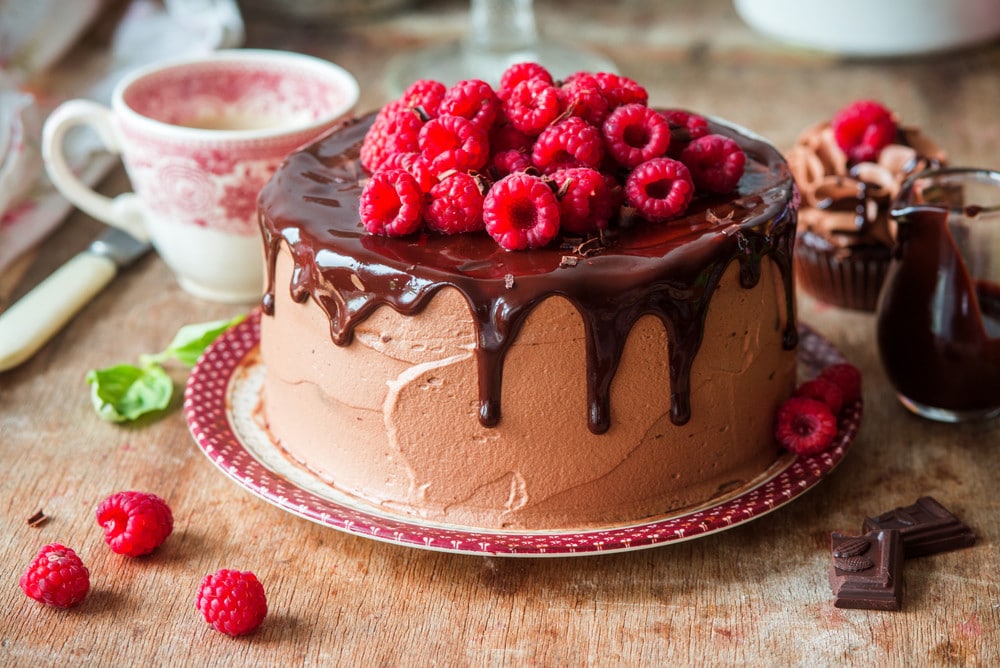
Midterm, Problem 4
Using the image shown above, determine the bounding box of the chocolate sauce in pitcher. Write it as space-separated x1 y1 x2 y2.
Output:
876 205 1000 413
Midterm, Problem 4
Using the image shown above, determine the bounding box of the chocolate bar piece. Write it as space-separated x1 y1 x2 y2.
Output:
829 530 904 611
862 496 976 558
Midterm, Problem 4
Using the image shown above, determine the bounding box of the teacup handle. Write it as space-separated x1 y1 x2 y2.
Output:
42 100 149 242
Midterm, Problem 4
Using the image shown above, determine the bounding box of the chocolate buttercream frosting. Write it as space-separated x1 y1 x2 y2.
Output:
259 112 798 434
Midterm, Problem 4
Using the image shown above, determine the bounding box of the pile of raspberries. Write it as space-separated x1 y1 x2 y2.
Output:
359 63 747 251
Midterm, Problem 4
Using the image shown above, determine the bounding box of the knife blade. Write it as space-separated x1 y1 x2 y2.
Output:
0 227 151 372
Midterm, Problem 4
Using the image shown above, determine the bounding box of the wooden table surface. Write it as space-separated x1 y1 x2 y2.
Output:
2 1 998 664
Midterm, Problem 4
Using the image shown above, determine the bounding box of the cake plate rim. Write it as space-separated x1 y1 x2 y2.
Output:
183 310 862 557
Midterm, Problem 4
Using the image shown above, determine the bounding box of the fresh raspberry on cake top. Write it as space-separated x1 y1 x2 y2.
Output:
483 173 561 250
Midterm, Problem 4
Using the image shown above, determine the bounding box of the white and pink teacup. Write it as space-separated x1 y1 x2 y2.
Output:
42 49 359 303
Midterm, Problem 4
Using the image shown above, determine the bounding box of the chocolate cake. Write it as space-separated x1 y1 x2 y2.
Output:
255 108 799 531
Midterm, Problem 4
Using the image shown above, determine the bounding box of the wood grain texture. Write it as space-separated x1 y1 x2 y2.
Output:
2 1 998 665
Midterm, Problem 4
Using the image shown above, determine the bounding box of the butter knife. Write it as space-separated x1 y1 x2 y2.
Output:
0 227 151 372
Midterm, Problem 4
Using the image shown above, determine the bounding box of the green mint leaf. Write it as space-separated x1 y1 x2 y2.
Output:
157 314 245 367
86 363 173 423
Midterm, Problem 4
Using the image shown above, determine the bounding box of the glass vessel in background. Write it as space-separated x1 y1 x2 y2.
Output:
876 168 1000 422
384 0 616 96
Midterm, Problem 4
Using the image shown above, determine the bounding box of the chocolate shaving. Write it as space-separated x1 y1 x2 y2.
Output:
560 256 579 268
504 273 515 289
411 105 432 123
573 233 607 258
473 172 491 196
707 209 736 225
27 510 48 527
556 177 573 199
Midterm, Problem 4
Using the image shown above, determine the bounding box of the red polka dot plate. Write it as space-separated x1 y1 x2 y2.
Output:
183 311 861 556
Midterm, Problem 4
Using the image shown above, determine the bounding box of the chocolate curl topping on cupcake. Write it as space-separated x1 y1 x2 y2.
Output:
787 101 947 257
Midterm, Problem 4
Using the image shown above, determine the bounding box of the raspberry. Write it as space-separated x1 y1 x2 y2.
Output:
483 173 561 250
831 100 897 163
558 73 611 126
489 149 533 179
592 72 649 109
501 78 562 136
602 103 671 169
551 167 614 234
774 397 838 455
418 114 489 174
195 569 267 637
439 79 500 131
625 157 694 223
499 62 554 95
96 490 174 557
360 168 424 236
360 104 424 172
490 123 533 153
679 134 746 194
379 151 437 192
819 363 863 404
795 378 845 416
531 117 604 174
663 109 710 158
399 79 446 118
425 172 486 234
20 543 90 608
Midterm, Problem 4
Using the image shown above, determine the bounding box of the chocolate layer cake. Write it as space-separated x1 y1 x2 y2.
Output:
255 112 799 530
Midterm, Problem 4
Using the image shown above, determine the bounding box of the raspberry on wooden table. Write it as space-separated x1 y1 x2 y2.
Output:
20 543 90 608
96 490 174 557
195 569 268 637
483 173 561 250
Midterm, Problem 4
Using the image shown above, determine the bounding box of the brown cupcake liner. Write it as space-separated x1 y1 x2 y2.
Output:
794 239 890 311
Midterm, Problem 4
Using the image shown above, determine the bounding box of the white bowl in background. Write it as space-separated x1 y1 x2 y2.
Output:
734 0 1000 57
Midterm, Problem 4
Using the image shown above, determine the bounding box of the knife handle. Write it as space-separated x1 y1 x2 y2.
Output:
0 252 116 372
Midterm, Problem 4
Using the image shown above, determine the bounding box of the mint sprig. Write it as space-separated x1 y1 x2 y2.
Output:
87 315 245 423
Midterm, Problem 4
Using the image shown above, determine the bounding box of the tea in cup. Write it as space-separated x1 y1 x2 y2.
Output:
42 49 359 303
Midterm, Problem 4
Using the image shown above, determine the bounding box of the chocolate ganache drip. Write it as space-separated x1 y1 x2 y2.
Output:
259 113 798 434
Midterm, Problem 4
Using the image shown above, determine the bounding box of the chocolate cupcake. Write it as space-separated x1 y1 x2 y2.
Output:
786 101 947 310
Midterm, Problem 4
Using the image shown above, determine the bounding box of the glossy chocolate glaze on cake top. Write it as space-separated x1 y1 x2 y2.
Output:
259 112 798 434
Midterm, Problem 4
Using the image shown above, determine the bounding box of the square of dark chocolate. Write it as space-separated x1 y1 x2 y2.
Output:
862 496 976 558
829 530 904 611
